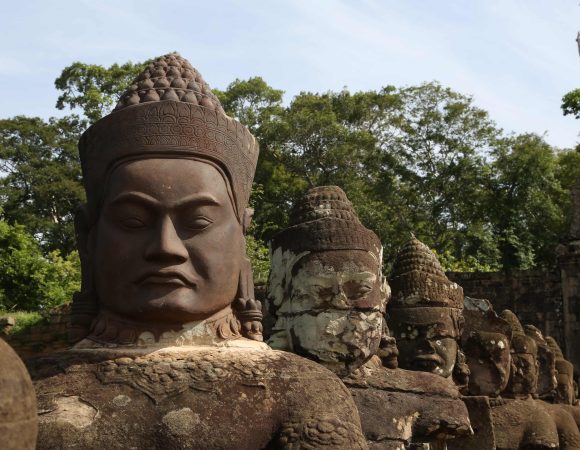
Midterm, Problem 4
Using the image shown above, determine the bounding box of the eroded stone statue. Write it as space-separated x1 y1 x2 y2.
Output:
525 327 580 449
266 187 471 449
448 297 512 450
26 54 367 450
0 338 37 450
524 325 557 400
485 310 572 450
462 297 512 398
546 336 580 430
547 337 577 405
387 237 469 387
267 186 386 377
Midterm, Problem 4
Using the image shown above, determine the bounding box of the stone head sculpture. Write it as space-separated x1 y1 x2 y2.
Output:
546 336 576 405
500 310 539 399
461 297 512 396
524 325 557 398
266 186 388 377
69 53 263 345
388 237 467 383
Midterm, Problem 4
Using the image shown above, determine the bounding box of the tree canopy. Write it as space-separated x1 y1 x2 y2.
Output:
1 58 579 311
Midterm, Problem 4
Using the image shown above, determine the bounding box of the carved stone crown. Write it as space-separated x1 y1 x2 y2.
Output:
524 324 547 346
546 336 565 359
79 53 259 219
462 297 512 346
271 186 382 257
548 333 573 378
499 310 537 355
389 237 463 310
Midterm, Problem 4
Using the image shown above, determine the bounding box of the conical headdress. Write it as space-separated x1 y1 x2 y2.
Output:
499 310 536 355
524 324 547 346
271 186 382 256
389 237 463 310
546 336 574 376
79 53 259 220
462 297 512 346
546 336 565 359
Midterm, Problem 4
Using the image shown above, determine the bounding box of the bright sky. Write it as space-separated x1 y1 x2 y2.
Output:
0 0 578 148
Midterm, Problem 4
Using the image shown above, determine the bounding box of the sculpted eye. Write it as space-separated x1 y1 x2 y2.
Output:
121 217 147 229
185 216 213 230
317 287 335 297
344 281 373 299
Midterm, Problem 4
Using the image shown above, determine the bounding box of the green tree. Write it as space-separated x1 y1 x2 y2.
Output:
488 134 569 269
214 77 284 138
561 89 580 119
2 56 575 283
216 77 307 241
0 116 85 254
343 83 500 269
55 60 148 123
0 219 80 311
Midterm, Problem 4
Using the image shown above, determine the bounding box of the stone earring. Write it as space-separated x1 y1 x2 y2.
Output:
233 257 263 341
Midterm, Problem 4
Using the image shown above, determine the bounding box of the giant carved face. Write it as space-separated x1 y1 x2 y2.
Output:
280 249 386 377
91 158 244 324
464 331 511 396
389 307 461 378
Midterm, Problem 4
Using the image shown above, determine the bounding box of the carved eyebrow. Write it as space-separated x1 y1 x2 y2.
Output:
108 192 221 209
173 193 221 208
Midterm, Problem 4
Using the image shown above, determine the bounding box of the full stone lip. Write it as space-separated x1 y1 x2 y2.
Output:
412 354 443 367
136 271 196 287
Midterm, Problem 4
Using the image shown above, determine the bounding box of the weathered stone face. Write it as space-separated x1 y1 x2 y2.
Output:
536 343 557 396
464 331 511 396
555 359 575 405
289 251 382 311
460 297 512 398
388 237 465 381
497 310 540 399
376 326 399 369
389 307 460 378
506 349 539 398
524 325 557 397
271 249 385 376
93 158 244 324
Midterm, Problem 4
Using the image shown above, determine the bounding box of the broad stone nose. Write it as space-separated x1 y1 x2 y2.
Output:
416 336 437 354
328 281 350 309
144 216 188 263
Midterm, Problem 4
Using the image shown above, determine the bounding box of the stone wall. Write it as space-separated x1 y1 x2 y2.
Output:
447 270 564 344
0 306 70 358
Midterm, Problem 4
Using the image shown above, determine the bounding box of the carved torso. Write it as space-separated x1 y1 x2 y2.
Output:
343 358 471 448
489 397 559 450
27 343 367 450
540 402 580 450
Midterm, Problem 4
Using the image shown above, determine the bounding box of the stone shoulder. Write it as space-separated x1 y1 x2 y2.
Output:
27 346 367 450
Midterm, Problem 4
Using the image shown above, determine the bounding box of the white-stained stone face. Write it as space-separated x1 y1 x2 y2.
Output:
267 249 388 377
